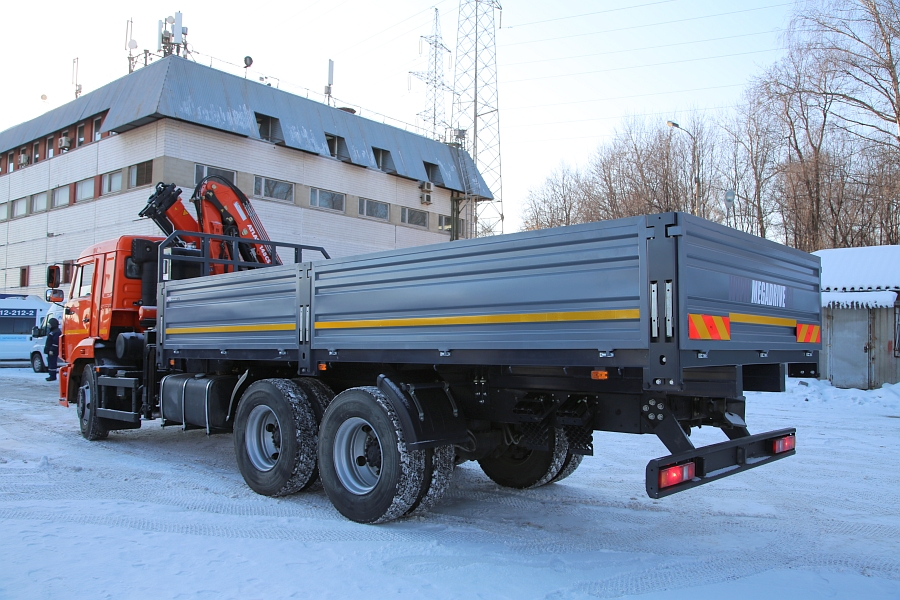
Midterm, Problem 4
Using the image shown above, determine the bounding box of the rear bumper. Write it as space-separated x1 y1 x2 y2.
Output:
646 427 796 498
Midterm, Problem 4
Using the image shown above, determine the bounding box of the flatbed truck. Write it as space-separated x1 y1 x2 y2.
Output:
48 193 817 523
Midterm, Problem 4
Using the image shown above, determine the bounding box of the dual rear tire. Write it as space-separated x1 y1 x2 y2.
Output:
478 426 583 489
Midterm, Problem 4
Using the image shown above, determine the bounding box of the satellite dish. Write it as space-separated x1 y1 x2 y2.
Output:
166 16 175 24
41 94 47 101
128 39 138 50
244 56 253 68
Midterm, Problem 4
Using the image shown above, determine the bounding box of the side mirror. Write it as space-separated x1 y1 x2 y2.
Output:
46 289 65 303
32 326 41 337
47 265 61 289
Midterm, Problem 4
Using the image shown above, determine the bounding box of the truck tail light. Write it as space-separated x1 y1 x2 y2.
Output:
658 461 695 489
771 435 795 454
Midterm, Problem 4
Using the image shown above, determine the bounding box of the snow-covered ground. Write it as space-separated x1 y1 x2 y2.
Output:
1 368 899 599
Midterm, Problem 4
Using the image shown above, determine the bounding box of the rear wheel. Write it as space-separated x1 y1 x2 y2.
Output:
407 445 455 515
478 427 569 489
31 352 45 373
77 364 109 441
234 379 318 497
319 387 426 524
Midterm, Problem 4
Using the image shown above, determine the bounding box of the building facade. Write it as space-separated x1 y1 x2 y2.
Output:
0 56 490 296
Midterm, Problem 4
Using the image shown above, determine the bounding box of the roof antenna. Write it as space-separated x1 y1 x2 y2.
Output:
324 59 334 106
72 58 82 98
125 18 140 73
243 56 253 78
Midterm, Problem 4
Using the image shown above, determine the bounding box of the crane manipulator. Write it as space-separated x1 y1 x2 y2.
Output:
138 176 281 273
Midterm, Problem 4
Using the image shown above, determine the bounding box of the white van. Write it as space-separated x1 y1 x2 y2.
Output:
30 305 65 372
0 295 51 362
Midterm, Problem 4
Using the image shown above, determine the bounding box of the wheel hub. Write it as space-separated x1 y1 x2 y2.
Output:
333 417 382 495
245 405 282 472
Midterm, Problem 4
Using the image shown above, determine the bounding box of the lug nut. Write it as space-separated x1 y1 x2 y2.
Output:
642 405 650 412
657 414 664 421
649 413 656 420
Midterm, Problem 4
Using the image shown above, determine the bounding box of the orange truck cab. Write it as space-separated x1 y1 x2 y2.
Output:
57 236 162 406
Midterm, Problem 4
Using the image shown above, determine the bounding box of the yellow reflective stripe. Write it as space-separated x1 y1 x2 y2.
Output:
63 329 89 335
729 312 797 328
315 308 640 330
166 323 295 335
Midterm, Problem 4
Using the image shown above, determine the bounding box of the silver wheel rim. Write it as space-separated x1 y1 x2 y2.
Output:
333 417 382 495
79 384 91 422
245 405 282 472
33 355 42 371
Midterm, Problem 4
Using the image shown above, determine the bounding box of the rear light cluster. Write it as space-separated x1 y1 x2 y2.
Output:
658 461 695 489
771 434 796 454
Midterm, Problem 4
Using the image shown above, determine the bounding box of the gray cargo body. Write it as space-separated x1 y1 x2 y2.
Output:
159 212 821 384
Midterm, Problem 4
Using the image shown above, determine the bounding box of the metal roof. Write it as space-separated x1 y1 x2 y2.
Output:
813 245 900 291
0 56 492 199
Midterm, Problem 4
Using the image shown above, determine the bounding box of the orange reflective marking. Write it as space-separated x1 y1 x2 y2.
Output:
796 324 821 343
688 314 731 340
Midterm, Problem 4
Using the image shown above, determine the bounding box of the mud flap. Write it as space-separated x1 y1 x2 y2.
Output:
376 375 468 450
646 427 796 499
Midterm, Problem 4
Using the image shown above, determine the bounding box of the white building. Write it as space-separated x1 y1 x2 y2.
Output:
0 56 490 296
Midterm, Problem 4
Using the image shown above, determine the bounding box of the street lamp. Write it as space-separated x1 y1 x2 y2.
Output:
666 120 699 216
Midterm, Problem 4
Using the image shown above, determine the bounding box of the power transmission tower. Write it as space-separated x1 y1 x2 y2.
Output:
452 0 504 237
410 9 452 140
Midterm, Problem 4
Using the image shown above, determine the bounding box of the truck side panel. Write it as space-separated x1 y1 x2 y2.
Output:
161 263 307 358
311 217 648 352
677 214 821 353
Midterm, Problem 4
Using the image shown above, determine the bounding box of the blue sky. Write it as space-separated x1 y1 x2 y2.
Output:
2 0 795 231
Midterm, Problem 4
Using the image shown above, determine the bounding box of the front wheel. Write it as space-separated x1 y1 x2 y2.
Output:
319 387 426 524
77 364 109 441
233 379 318 497
31 352 45 373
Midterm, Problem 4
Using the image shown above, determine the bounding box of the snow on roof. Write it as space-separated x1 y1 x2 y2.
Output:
813 245 900 291
822 290 897 309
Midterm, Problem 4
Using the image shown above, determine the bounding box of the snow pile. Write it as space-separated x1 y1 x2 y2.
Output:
821 290 897 308
814 245 900 291
747 376 900 411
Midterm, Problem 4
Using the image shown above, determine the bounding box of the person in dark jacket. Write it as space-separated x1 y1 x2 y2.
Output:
44 318 61 382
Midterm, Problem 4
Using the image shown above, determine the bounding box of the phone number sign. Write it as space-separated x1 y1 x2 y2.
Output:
0 309 37 317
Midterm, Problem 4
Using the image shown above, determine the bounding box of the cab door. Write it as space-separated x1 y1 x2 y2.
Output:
97 253 116 339
63 258 98 361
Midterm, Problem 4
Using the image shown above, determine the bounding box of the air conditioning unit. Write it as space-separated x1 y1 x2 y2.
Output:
419 181 434 193
58 137 71 150
17 154 30 167
420 192 432 205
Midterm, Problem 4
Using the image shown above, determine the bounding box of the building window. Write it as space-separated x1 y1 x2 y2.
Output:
102 171 123 195
33 142 40 163
62 261 74 285
423 161 444 185
372 147 396 173
31 192 48 213
401 207 428 228
130 161 154 187
93 117 103 142
255 113 283 143
7 152 13 173
439 215 464 234
324 134 350 160
75 178 94 202
52 186 70 208
358 197 389 221
194 164 234 185
76 124 85 147
47 136 54 159
253 176 293 203
18 148 28 168
60 130 70 152
0 202 7 221
11 197 27 218
310 187 345 212
19 267 29 288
